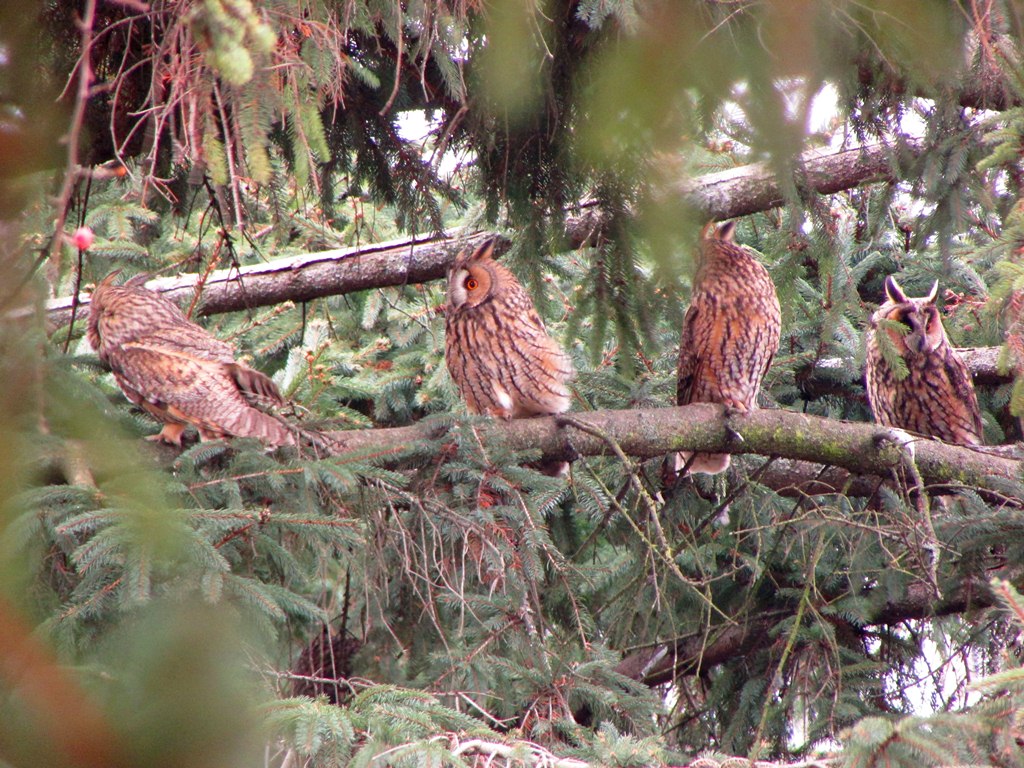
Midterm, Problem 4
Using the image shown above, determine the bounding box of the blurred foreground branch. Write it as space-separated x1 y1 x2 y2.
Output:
0 596 125 768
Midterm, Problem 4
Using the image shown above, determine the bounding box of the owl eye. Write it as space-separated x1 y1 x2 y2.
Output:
465 277 479 291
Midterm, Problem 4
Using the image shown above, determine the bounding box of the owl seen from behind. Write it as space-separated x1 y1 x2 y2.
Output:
674 221 781 475
864 276 982 445
445 239 573 425
87 272 295 447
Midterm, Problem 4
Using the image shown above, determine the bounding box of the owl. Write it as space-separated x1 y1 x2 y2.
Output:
444 239 573 424
674 221 781 474
864 276 982 445
87 272 295 447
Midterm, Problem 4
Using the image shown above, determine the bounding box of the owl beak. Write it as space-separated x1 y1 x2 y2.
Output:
905 331 928 354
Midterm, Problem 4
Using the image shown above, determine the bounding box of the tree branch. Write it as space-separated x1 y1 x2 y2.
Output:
957 345 1010 386
40 229 494 331
614 569 1014 688
318 405 1022 501
42 137 925 330
672 136 923 222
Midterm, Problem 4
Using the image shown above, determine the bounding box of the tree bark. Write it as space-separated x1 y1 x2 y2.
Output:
43 137 925 330
957 345 1010 386
672 136 923 221
315 404 1022 501
40 229 495 331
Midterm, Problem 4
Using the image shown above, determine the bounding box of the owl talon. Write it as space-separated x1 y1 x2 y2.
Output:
148 422 186 446
563 442 580 463
724 424 745 447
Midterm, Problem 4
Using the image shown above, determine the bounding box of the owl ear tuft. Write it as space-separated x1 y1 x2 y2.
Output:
703 221 735 242
453 238 497 271
474 238 498 262
94 270 123 292
884 276 908 304
125 272 151 288
923 280 939 304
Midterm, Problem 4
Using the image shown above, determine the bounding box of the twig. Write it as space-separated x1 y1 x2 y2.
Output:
46 0 99 293
898 434 943 599
62 174 94 353
212 81 246 232
556 414 729 622
379 9 404 117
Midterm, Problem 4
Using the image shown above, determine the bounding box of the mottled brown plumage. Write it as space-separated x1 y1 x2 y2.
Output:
675 221 781 474
87 272 295 447
444 240 573 424
864 276 982 445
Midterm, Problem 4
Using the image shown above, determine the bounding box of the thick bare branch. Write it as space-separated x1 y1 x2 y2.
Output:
672 136 923 221
319 404 1022 500
958 345 1010 386
41 229 494 331
44 138 925 330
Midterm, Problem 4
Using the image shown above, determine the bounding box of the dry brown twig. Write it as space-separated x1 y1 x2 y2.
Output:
47 0 98 296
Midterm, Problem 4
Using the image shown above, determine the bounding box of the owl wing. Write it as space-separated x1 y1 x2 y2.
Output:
137 324 284 409
538 330 574 384
676 301 705 405
105 341 293 445
225 362 287 409
945 349 984 443
525 331 574 415
142 324 237 363
863 329 896 426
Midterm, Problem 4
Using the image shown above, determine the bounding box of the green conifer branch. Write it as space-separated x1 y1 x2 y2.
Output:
616 569 1021 688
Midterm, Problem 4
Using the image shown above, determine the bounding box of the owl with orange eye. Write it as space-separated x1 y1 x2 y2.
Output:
444 240 573 423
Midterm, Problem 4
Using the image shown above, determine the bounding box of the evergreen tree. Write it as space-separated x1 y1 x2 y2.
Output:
2 1 1024 767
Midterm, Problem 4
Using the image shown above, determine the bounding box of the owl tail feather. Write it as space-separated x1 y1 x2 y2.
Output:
198 407 297 448
672 450 731 477
531 459 570 477
227 363 286 408
240 410 298 448
684 451 731 475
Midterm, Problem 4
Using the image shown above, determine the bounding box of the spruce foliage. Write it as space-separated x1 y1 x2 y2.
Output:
4 1 1024 767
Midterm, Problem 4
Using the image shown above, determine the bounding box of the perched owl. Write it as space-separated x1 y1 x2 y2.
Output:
444 239 573 432
87 272 295 447
864 276 982 445
674 221 781 474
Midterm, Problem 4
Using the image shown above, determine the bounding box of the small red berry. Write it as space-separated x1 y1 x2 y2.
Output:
72 226 94 251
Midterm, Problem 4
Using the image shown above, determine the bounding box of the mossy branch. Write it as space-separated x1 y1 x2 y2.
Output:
318 405 1023 500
